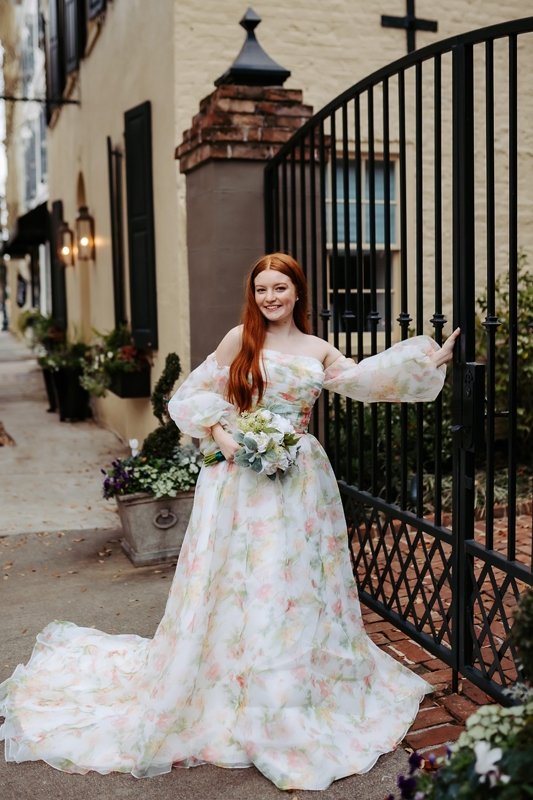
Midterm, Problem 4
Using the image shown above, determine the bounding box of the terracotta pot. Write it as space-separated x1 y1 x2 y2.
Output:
115 490 194 567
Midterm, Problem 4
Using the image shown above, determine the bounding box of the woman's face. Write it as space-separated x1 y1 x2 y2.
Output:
254 269 297 324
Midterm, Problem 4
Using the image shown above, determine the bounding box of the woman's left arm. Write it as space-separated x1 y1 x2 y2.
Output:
323 329 460 404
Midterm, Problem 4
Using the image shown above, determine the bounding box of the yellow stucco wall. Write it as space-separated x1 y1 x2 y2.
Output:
47 0 533 445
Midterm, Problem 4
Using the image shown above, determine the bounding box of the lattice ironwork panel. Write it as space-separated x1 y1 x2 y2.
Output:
466 554 528 690
343 490 454 660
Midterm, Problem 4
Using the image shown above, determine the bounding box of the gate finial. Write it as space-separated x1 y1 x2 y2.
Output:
215 8 291 87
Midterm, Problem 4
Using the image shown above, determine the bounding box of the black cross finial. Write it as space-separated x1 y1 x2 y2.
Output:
381 0 438 53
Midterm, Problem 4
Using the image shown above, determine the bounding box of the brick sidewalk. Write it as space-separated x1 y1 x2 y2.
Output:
352 511 532 761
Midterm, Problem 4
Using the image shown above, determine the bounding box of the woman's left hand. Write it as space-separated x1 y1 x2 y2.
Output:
430 327 460 367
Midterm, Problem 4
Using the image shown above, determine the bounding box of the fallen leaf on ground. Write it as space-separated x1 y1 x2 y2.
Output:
67 571 77 574
3 564 12 570
70 504 77 508
72 538 85 543
17 573 25 577
52 574 61 578
21 628 27 634
29 568 36 572
154 570 162 574
81 588 87 592
3 575 8 580
98 560 104 564
57 532 65 538
116 612 120 616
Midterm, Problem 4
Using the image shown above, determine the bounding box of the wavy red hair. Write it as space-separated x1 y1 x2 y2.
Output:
226 253 310 412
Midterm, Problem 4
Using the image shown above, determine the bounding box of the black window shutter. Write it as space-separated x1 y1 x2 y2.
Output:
65 0 87 74
47 0 65 107
107 136 127 328
124 101 158 349
50 200 68 331
87 0 106 21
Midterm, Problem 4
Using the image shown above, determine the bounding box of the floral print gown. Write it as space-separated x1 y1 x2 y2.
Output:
0 336 446 791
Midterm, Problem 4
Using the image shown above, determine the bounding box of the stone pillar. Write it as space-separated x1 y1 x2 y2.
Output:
176 84 313 368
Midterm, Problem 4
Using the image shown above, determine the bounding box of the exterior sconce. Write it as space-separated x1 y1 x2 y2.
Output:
57 221 75 266
76 206 96 261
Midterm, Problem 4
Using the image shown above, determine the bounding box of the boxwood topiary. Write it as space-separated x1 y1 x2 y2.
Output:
140 353 182 460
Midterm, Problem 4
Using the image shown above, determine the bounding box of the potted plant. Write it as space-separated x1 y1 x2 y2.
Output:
38 341 90 422
393 589 533 799
18 311 65 412
80 325 151 399
101 353 201 566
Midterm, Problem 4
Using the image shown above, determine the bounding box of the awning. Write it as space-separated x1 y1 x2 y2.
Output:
1 202 50 257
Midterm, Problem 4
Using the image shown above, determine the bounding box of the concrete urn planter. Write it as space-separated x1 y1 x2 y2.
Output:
116 490 195 567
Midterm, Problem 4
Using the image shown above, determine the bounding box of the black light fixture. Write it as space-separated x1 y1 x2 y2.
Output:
57 221 75 266
75 206 96 261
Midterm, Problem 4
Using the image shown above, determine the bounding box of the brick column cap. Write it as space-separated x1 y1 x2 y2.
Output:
176 84 313 174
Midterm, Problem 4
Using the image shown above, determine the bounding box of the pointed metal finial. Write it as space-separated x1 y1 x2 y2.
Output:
215 8 291 87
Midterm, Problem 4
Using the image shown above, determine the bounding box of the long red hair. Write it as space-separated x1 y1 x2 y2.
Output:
226 253 310 412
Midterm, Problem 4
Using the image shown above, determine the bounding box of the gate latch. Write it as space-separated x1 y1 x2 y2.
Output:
454 362 485 453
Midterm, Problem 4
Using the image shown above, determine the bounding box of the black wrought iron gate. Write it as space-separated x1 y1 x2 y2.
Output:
264 18 533 703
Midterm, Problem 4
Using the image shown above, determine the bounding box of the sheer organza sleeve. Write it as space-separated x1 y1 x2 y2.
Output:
168 353 234 439
322 335 446 403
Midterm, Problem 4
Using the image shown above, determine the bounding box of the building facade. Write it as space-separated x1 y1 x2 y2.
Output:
1 0 532 444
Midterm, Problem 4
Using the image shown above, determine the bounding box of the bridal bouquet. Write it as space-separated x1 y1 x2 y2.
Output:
204 405 301 479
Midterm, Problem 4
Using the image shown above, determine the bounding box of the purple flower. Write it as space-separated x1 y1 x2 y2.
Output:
408 751 423 774
398 775 418 799
428 753 436 767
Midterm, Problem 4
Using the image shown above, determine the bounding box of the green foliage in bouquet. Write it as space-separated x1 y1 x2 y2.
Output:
140 352 182 460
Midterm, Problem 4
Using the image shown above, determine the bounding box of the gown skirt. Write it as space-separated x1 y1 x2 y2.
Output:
0 338 446 790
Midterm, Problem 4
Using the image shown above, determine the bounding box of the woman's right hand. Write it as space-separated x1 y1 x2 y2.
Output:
211 422 241 462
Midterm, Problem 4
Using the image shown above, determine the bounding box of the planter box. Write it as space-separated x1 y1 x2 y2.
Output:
42 368 57 412
52 368 90 422
115 490 195 567
109 369 150 398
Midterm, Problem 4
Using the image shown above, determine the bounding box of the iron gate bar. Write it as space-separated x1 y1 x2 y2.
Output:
432 52 445 528
264 16 533 703
415 61 424 518
483 37 497 552
354 96 366 491
508 33 518 563
383 78 393 505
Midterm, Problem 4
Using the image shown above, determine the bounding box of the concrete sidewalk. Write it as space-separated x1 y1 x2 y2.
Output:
0 329 409 799
1 529 409 800
0 331 129 535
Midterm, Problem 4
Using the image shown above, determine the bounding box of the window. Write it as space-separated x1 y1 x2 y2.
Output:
326 159 399 346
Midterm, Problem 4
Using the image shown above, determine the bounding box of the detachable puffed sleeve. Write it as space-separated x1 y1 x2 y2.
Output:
322 335 446 403
168 353 234 439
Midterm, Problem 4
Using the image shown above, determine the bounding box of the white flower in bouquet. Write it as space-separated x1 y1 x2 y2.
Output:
204 404 301 478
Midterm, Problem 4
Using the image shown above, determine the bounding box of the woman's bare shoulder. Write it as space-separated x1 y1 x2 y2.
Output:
302 335 343 369
215 326 242 367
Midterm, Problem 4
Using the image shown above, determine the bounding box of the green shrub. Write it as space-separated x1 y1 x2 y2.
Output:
140 352 182 459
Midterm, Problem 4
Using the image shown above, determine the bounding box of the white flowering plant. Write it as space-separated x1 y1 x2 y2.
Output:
204 405 301 479
80 326 151 398
102 443 202 500
390 601 533 800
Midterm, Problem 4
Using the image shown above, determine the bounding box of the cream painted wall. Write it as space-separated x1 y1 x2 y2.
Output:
46 0 533 445
47 0 180 445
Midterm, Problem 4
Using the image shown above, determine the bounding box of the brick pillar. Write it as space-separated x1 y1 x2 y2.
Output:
176 84 313 369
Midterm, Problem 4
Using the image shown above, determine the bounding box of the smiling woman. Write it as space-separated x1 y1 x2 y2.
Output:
0 252 457 791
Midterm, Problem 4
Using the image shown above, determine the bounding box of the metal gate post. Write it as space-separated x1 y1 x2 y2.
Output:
451 42 477 687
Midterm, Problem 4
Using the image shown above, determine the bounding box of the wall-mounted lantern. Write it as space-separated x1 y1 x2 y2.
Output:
57 221 75 266
76 206 96 261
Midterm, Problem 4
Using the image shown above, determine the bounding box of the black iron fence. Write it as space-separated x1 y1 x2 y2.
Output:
264 17 533 703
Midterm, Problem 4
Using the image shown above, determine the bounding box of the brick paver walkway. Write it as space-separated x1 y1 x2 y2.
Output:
358 514 532 761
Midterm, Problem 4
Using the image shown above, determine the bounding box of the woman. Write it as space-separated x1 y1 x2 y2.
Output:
0 253 458 791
